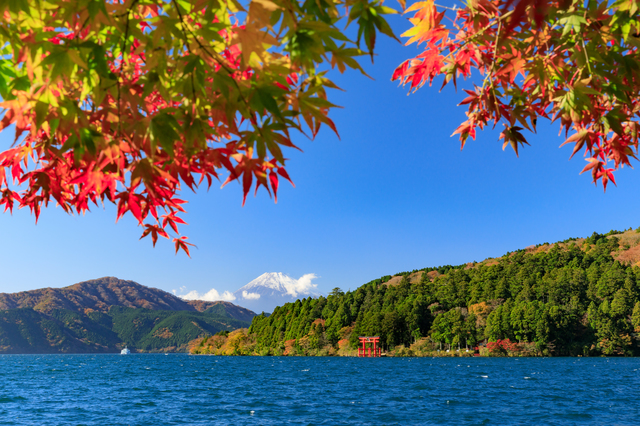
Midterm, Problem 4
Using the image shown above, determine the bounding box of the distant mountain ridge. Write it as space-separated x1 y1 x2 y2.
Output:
0 277 257 354
0 276 254 317
232 272 322 314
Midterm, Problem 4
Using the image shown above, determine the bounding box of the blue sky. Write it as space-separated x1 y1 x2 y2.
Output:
3 12 640 299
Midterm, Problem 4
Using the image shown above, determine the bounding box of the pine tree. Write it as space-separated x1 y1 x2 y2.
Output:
632 302 640 332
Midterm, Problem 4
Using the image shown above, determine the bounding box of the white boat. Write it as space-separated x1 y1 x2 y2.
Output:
120 347 131 355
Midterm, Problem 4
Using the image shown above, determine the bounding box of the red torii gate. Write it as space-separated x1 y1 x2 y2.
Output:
358 336 381 357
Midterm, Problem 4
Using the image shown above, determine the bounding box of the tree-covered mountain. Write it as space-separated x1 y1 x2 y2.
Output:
0 278 256 353
222 228 640 357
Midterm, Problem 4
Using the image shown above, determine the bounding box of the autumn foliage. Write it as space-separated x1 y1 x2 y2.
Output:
486 338 519 354
3 0 639 253
393 0 640 190
190 328 257 355
0 0 396 254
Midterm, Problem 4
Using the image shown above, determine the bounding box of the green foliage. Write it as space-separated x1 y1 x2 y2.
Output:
109 306 250 351
0 309 71 353
0 306 252 354
205 304 235 318
329 288 345 297
49 309 120 347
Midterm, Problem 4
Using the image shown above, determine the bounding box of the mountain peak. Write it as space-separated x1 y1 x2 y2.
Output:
242 273 294 291
232 272 322 313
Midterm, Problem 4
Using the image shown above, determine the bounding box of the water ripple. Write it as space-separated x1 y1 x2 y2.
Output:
0 355 639 425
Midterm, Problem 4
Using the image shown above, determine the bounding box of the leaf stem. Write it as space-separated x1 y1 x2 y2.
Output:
433 3 459 11
482 19 501 91
582 38 592 75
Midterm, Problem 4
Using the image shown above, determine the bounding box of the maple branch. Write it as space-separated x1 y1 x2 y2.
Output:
117 0 140 140
440 9 514 73
171 0 245 104
170 0 198 113
75 15 92 40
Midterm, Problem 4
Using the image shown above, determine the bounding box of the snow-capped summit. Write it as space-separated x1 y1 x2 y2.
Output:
238 272 321 296
239 272 290 293
233 272 322 314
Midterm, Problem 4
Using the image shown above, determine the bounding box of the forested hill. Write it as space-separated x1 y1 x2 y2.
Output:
0 278 256 353
245 229 640 357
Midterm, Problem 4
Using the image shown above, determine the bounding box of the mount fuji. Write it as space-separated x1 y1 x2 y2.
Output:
232 272 323 314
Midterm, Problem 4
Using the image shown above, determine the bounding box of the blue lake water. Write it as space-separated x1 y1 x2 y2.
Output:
0 355 639 425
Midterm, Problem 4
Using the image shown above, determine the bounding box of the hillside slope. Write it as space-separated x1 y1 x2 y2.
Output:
239 228 640 357
0 278 256 353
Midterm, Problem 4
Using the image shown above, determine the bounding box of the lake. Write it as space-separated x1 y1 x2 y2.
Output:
0 355 639 425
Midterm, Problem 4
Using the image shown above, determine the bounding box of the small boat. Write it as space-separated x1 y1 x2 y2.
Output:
120 347 131 355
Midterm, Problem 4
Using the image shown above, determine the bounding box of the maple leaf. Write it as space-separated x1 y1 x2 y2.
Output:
560 129 590 159
140 224 170 247
269 170 279 202
174 236 195 257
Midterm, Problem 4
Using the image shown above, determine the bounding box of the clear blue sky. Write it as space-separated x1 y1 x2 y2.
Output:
3 13 640 297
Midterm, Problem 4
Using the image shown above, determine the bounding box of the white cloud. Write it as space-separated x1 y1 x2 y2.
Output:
283 273 319 298
242 291 261 300
180 288 236 302
172 286 187 296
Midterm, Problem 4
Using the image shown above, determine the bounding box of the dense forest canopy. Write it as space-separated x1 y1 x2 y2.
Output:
243 228 640 356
